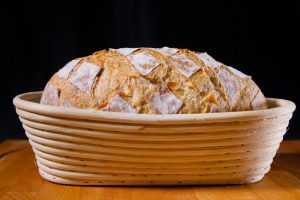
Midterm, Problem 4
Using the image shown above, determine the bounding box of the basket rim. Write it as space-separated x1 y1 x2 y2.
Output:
13 91 296 124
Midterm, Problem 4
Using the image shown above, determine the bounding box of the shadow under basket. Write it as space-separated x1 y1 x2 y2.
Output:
13 92 296 186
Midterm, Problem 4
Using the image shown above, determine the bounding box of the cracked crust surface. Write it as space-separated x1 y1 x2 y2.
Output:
40 47 267 114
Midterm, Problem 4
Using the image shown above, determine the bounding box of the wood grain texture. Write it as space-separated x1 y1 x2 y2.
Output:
0 140 299 200
12 92 296 186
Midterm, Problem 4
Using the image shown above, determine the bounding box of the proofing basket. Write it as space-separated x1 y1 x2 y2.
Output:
13 92 296 185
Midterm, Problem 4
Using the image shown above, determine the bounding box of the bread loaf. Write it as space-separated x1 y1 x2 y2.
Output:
40 47 267 114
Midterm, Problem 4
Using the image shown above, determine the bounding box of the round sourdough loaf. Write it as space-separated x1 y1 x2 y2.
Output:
40 47 267 114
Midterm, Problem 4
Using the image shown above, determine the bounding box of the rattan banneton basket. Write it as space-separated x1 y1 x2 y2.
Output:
13 92 295 185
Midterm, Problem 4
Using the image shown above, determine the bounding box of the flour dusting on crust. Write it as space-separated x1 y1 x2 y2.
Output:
251 90 266 110
196 52 222 68
57 59 81 79
69 62 101 96
40 83 59 106
210 104 218 113
103 94 138 113
152 47 178 56
60 97 73 108
150 85 183 114
111 48 139 56
227 66 250 79
127 51 161 75
217 69 240 105
170 54 200 77
41 47 266 114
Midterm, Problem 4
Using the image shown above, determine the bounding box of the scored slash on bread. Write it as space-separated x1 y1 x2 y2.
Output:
150 85 183 114
103 94 138 113
217 68 241 106
57 59 81 79
40 83 59 106
170 54 201 77
40 47 267 114
195 52 222 68
252 90 266 110
127 51 161 76
59 92 74 108
151 47 178 56
110 48 139 56
69 62 102 96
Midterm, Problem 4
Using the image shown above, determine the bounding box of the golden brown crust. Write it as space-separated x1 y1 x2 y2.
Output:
40 47 267 114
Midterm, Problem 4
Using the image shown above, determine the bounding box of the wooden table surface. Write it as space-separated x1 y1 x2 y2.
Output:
0 140 299 200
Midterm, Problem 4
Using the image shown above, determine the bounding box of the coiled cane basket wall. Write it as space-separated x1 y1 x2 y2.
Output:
13 92 295 185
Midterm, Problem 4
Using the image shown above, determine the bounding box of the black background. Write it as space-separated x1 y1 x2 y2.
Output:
1 1 299 141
